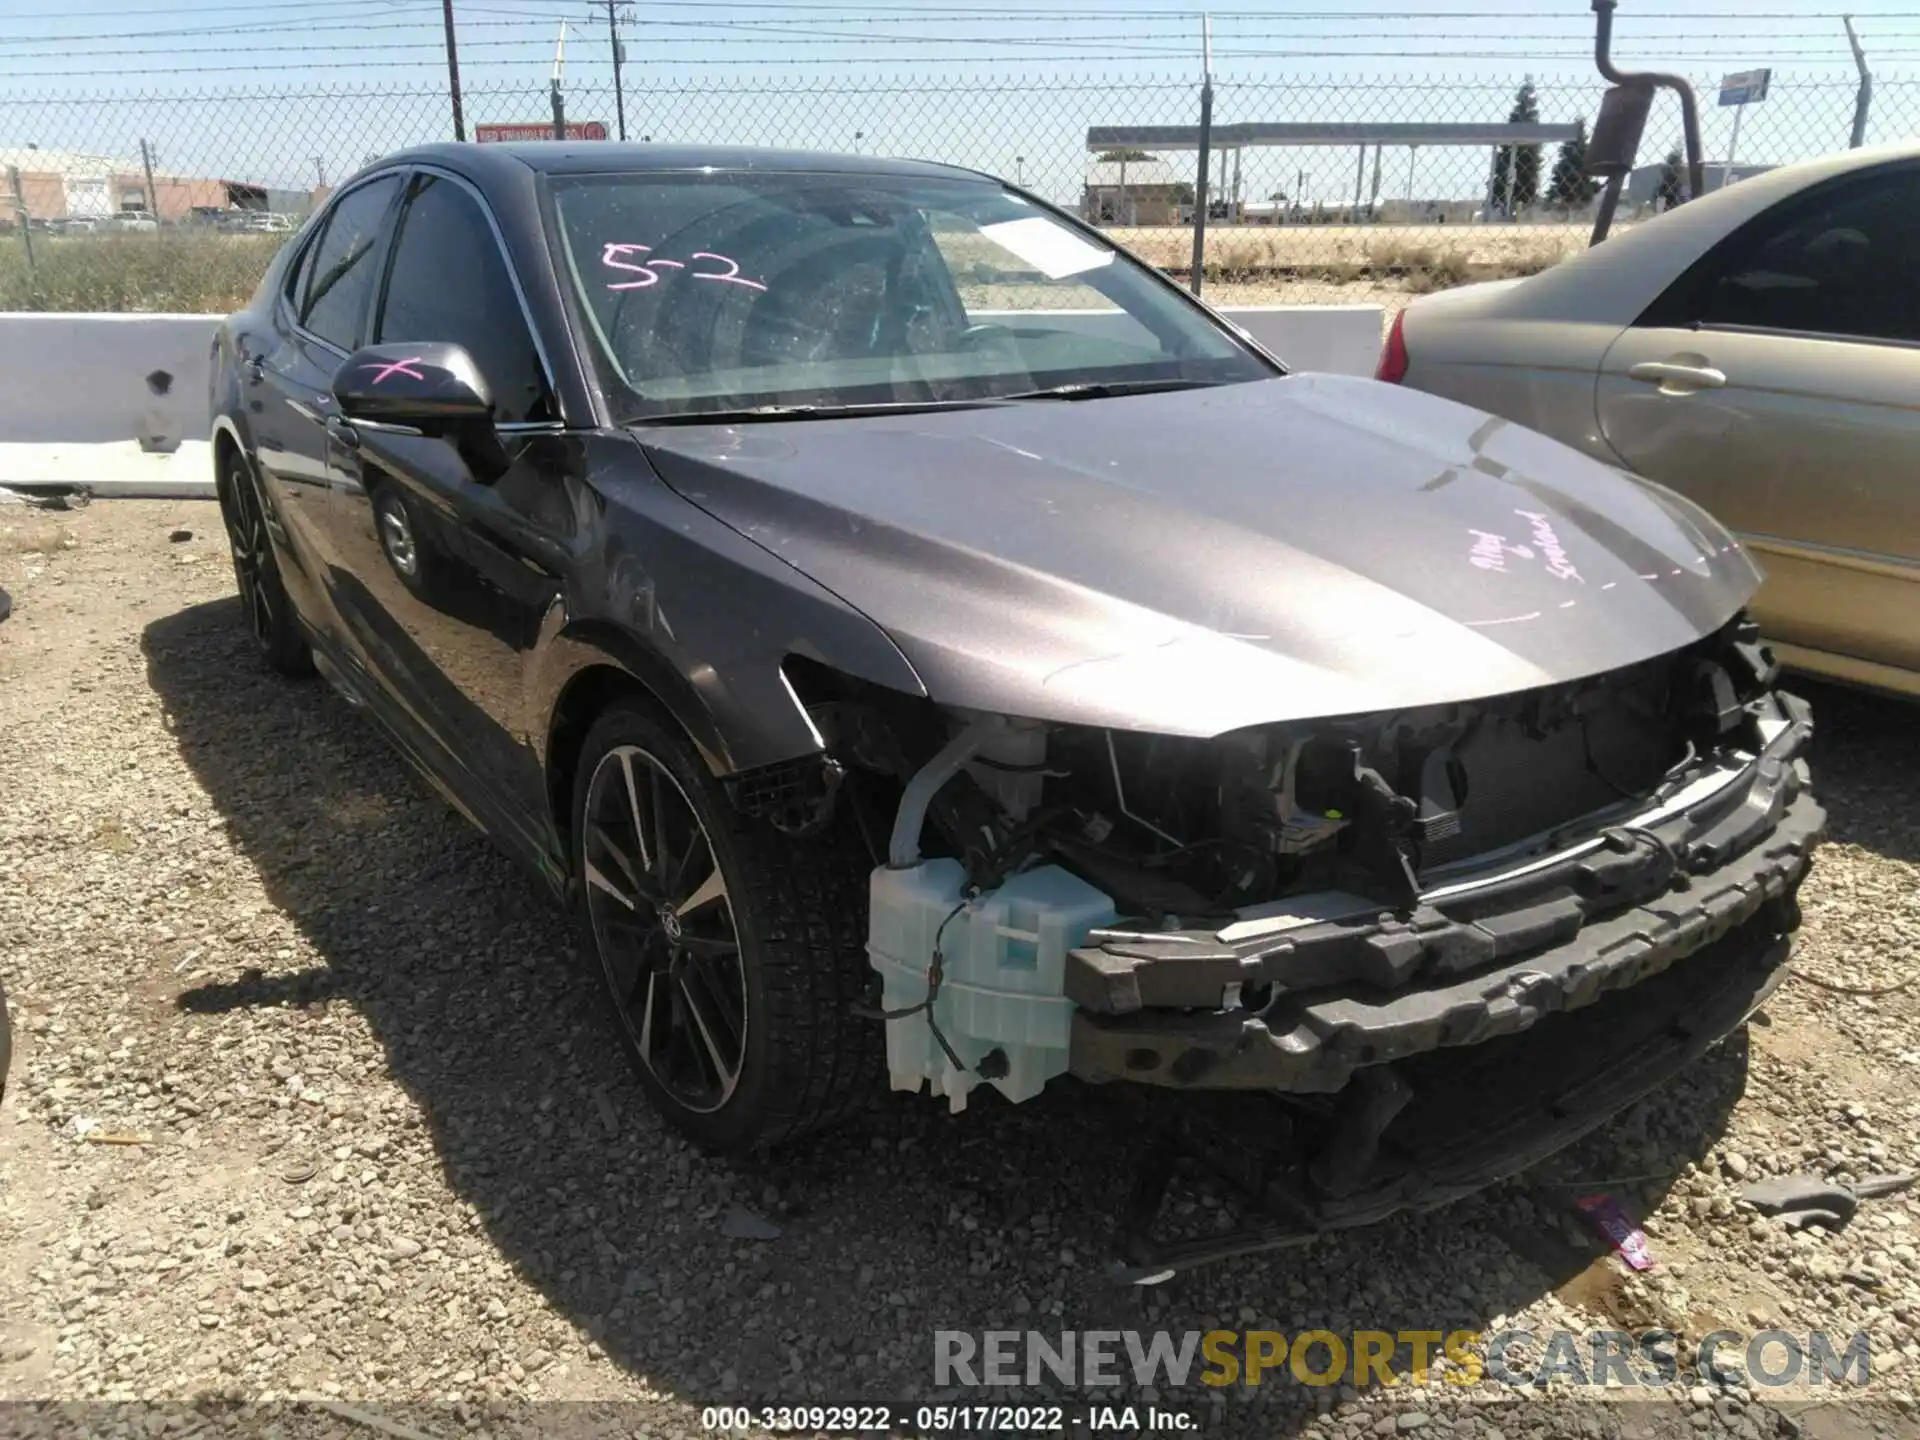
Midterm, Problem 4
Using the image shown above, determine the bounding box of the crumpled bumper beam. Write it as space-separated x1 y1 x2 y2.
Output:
1068 694 1822 1095
1107 914 1794 1280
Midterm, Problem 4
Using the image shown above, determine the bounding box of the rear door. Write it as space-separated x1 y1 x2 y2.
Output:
1595 161 1920 678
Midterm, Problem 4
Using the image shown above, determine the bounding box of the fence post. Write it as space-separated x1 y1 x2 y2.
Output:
1187 14 1213 298
1844 16 1873 148
140 139 161 232
7 166 32 275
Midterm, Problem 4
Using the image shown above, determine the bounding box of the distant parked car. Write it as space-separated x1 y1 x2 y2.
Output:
1381 142 1920 699
48 217 100 234
112 211 159 232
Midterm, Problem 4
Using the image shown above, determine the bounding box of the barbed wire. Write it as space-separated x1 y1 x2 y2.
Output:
0 66 1905 318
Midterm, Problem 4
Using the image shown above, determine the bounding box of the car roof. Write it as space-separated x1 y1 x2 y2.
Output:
1445 139 1920 326
380 141 991 184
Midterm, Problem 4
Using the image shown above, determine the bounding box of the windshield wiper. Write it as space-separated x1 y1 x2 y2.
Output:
1001 378 1218 402
628 397 1007 426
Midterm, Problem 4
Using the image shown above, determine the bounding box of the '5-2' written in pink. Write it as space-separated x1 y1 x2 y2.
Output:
602 243 768 292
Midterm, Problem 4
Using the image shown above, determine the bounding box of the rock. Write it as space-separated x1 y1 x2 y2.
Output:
720 1206 782 1242
168 530 193 543
1397 1414 1430 1432
239 1269 269 1291
1724 1153 1751 1181
389 1238 422 1260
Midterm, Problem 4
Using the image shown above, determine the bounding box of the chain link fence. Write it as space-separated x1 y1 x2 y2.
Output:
2 69 1912 313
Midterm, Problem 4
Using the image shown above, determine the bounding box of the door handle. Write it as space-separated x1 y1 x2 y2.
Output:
325 413 361 450
245 355 266 386
1628 360 1727 390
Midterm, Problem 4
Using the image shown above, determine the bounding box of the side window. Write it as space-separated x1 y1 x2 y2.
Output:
374 174 553 424
283 230 319 317
1645 168 1920 343
299 175 402 351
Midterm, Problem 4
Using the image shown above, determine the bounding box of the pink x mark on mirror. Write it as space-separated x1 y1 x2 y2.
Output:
362 356 427 384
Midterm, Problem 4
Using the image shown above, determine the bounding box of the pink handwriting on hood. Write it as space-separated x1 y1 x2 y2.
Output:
1468 529 1533 573
1515 509 1583 582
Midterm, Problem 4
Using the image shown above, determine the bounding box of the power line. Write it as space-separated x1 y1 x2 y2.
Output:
4 50 1904 77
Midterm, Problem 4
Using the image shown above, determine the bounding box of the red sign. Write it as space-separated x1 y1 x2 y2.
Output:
474 121 609 143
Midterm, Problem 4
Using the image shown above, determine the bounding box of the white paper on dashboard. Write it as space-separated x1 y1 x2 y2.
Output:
978 217 1116 280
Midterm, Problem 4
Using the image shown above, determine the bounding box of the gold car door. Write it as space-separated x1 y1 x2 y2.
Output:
1594 161 1920 689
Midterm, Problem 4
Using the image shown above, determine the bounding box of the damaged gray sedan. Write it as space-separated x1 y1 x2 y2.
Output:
209 144 1822 1279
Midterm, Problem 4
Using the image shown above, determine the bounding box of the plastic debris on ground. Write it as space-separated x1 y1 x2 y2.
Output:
1575 1192 1656 1270
1739 1170 1917 1230
720 1206 783 1242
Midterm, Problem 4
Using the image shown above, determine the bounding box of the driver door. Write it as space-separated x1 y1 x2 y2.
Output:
322 168 577 848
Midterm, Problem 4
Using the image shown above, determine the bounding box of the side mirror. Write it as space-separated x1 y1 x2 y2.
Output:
332 342 494 428
331 342 511 484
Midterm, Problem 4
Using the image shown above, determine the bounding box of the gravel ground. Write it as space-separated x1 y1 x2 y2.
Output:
1 499 1917 1440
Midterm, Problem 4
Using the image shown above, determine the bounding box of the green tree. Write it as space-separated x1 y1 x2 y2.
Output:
1546 118 1599 209
1487 79 1543 217
1655 148 1685 209
1096 148 1158 163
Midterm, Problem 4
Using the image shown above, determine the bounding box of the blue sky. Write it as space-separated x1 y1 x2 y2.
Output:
2 1 1915 198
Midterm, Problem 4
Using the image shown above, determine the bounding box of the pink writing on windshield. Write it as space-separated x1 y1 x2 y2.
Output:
602 244 766 293
690 252 768 291
602 243 659 290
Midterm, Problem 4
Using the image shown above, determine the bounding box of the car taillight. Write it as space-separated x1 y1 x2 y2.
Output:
1375 309 1410 384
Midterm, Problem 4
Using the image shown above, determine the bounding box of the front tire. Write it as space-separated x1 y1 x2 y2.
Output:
220 450 313 677
572 704 878 1153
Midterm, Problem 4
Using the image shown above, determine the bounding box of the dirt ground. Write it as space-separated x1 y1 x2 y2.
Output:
1 499 1917 1439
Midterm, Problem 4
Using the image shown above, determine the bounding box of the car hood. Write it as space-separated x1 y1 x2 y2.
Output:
636 375 1759 735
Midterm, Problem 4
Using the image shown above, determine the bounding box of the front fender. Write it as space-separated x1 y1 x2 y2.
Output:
526 454 927 781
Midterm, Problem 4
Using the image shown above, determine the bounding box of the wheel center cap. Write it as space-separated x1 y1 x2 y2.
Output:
659 905 683 941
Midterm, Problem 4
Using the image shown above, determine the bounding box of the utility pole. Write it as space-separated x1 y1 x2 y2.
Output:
607 1 628 141
1844 16 1873 148
551 22 570 140
314 156 327 188
441 0 466 141
139 138 160 228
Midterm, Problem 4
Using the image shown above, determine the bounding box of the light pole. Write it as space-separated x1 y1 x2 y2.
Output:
853 131 865 154
1015 155 1025 185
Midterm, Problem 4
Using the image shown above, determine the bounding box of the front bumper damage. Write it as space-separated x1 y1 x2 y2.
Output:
1064 694 1823 1279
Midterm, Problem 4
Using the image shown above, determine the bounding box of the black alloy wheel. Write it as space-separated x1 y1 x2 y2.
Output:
583 741 749 1116
221 452 313 676
572 704 879 1152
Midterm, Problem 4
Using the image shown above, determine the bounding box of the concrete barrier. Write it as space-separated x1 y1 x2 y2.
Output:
0 302 1384 498
0 313 219 497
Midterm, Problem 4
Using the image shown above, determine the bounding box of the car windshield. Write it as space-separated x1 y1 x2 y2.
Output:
548 169 1275 422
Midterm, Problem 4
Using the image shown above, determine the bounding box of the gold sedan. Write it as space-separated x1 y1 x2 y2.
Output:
1384 142 1920 698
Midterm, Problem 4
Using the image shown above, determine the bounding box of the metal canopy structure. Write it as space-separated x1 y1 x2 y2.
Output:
1087 122 1582 150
